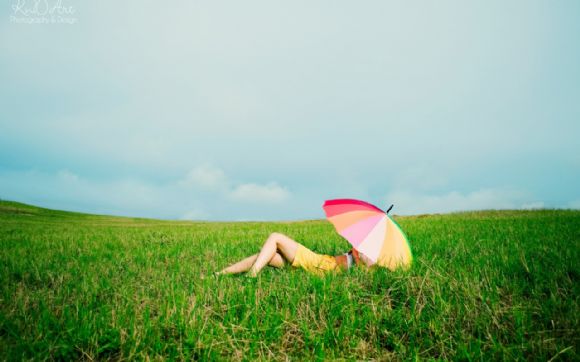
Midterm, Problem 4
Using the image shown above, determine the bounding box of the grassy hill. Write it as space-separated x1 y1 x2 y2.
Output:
0 200 578 360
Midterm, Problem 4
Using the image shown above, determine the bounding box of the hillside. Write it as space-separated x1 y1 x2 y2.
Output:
0 200 578 360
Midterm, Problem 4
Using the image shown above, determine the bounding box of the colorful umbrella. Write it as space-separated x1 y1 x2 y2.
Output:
323 198 413 270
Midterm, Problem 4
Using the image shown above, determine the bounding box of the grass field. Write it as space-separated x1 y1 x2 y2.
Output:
0 200 578 360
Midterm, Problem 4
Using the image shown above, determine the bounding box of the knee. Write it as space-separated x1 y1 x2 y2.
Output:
268 232 285 242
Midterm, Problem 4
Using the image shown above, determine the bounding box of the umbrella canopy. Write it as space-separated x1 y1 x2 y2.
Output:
323 198 413 270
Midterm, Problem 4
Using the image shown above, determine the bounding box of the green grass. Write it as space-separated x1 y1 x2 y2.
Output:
0 200 578 360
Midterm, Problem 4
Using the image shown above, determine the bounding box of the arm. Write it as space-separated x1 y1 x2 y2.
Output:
352 249 373 268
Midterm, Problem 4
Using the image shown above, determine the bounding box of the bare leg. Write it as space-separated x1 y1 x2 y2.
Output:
217 253 285 275
248 232 299 277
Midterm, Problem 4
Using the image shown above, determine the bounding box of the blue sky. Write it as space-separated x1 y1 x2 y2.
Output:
1 1 579 221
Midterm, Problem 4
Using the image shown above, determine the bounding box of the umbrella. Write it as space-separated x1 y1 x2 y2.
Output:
323 198 413 270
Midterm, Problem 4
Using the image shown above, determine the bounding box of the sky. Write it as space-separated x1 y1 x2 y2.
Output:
0 1 579 221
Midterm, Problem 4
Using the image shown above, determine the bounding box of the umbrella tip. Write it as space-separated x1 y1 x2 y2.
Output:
386 204 394 214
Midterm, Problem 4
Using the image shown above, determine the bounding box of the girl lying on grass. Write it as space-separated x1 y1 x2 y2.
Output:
217 232 372 277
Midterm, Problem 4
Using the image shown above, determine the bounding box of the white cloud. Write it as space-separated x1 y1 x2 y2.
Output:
0 165 295 220
385 188 530 215
176 165 291 204
228 182 290 203
57 169 79 182
568 200 580 209
521 201 545 209
178 164 228 190
180 209 210 221
0 168 165 217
